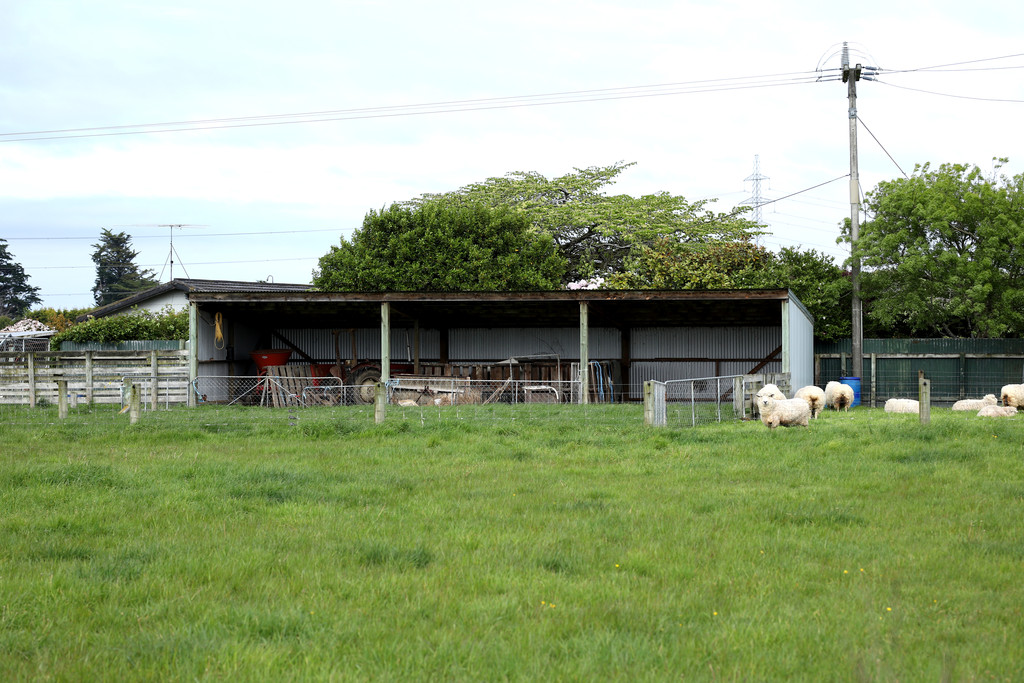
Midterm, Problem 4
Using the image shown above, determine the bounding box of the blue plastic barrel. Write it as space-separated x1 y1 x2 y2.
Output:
840 377 861 407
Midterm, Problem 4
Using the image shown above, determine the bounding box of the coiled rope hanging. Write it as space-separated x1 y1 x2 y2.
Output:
214 311 225 350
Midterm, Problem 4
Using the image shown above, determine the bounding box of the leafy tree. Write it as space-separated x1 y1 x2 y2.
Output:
749 247 852 341
91 229 159 307
852 160 1024 338
606 239 852 340
405 162 761 282
313 200 566 291
0 238 42 317
605 238 773 290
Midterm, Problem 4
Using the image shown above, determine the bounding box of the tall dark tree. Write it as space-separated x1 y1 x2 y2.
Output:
0 238 42 318
91 229 159 307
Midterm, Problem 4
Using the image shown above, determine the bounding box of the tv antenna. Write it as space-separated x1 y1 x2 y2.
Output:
156 224 205 282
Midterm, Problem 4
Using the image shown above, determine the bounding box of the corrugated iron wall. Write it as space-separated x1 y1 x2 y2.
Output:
815 338 1024 405
631 326 781 359
449 327 619 360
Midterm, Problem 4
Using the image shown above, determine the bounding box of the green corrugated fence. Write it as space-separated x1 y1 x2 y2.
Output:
815 339 1024 406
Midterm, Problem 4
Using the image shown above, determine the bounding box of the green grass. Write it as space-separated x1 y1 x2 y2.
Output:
2 407 1023 681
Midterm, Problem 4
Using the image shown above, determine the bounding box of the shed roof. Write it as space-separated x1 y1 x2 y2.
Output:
189 288 804 330
81 278 312 320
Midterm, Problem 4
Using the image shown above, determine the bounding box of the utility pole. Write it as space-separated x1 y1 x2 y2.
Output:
841 43 875 383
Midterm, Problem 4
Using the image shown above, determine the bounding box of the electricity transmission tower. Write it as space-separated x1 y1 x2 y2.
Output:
740 154 770 221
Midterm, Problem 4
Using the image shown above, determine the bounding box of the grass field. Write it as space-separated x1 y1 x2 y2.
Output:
2 406 1023 681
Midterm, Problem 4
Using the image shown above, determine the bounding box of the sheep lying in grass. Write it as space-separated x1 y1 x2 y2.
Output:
757 395 810 429
884 398 919 414
952 394 998 411
1000 384 1024 408
824 381 854 412
793 385 826 419
978 405 1017 418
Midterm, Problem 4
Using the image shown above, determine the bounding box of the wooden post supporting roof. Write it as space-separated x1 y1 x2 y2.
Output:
579 302 589 404
381 302 391 383
188 301 198 407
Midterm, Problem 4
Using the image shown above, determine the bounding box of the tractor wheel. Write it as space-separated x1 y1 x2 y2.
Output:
349 366 382 404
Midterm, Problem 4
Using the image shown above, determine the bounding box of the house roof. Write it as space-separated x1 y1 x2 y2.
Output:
79 278 311 321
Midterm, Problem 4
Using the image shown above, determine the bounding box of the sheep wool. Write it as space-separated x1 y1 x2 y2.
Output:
757 395 810 429
1000 384 1024 408
824 381 854 412
753 383 786 417
951 394 998 411
884 398 919 414
978 405 1017 418
793 385 826 419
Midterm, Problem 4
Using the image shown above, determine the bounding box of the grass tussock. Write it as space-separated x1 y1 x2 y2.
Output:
1 406 1023 680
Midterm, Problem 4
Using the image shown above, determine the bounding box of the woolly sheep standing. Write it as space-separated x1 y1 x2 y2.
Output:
757 395 810 429
951 394 998 411
793 385 826 419
884 398 919 414
753 383 786 417
1000 384 1024 408
824 381 854 412
978 405 1017 418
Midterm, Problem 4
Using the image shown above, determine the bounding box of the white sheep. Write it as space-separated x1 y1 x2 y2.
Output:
978 405 1017 418
753 383 786 417
951 394 998 411
824 381 854 412
793 385 826 419
1000 384 1024 408
757 395 810 429
884 398 919 414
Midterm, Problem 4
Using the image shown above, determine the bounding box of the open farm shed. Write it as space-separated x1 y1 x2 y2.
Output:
182 286 814 404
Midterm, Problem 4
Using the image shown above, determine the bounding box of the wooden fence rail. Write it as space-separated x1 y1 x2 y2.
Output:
0 350 190 407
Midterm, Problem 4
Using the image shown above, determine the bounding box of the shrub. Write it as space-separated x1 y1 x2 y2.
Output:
49 307 188 349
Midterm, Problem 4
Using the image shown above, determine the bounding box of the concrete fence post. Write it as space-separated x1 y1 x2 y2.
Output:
27 352 37 408
374 381 387 424
129 383 141 425
918 371 931 425
57 379 68 419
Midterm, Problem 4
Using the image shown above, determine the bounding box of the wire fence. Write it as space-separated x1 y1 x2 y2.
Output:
817 353 1024 406
645 374 771 427
0 371 783 431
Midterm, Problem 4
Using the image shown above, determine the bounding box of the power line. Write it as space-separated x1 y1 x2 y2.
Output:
0 256 316 271
4 227 343 241
1 71 827 143
857 116 910 179
874 80 1024 103
881 52 1024 73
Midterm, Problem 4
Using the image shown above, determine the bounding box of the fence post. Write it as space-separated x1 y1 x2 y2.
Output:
643 380 666 427
918 371 931 425
374 381 387 424
733 376 744 418
870 353 877 407
129 383 141 425
85 350 94 404
57 379 68 419
150 350 159 411
27 352 36 408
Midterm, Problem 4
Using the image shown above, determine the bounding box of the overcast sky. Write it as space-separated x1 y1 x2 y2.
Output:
2 0 1022 310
